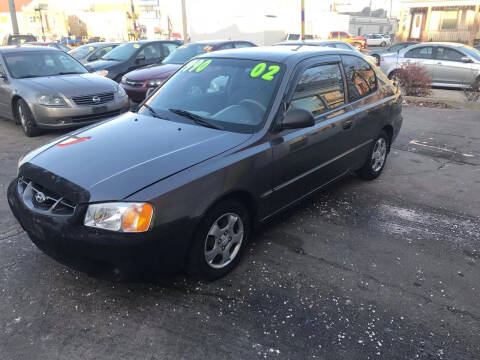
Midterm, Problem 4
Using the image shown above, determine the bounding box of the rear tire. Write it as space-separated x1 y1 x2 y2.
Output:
15 99 41 137
187 199 251 281
381 41 386 47
357 130 390 180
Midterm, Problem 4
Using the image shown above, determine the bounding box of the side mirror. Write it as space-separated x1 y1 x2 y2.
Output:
136 55 146 63
461 56 473 63
88 56 98 62
278 108 315 130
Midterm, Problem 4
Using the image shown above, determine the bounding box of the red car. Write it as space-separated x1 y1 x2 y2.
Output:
121 40 256 102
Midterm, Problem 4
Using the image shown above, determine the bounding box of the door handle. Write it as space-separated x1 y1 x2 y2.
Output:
342 120 353 130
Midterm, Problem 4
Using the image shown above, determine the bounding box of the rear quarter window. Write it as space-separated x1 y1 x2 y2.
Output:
341 55 377 101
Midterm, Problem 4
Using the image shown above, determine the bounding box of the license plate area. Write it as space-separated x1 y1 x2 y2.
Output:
92 106 108 114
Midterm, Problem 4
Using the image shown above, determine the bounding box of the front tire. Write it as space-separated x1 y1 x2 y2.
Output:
16 99 41 137
381 41 386 47
187 199 251 280
357 130 389 180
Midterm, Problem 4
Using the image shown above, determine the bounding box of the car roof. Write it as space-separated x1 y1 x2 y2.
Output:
275 40 349 46
410 42 467 47
0 45 60 53
198 45 359 63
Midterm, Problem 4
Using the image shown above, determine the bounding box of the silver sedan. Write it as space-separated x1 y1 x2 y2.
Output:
379 42 480 89
0 46 130 136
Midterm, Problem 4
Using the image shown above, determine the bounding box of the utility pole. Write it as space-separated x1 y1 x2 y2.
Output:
181 0 188 43
390 0 393 18
301 0 305 40
8 0 19 35
35 6 46 41
369 0 372 17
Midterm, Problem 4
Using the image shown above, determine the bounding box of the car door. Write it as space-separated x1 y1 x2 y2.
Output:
269 55 356 212
433 46 473 86
0 61 10 116
341 55 389 168
403 45 436 79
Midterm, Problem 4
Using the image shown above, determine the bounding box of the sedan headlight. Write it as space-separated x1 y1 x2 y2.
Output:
145 78 165 88
37 94 67 106
84 202 154 232
95 70 109 77
115 84 127 97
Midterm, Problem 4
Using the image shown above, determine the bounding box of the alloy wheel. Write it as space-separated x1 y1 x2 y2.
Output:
204 212 244 269
371 137 387 172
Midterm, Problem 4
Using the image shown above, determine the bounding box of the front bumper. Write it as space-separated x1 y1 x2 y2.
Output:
31 96 130 129
7 178 195 280
121 83 149 103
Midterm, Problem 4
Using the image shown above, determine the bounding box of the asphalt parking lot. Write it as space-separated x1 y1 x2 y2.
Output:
1 106 479 359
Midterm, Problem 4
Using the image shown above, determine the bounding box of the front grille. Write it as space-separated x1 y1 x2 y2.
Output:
72 110 121 123
124 78 144 87
17 177 76 215
72 92 114 106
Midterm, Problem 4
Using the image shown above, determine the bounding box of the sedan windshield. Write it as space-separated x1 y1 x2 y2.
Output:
142 58 284 133
4 51 88 78
69 44 96 59
162 43 209 65
461 46 480 62
101 43 139 61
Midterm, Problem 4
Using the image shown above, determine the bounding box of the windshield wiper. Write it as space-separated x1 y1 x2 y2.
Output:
142 104 167 120
57 71 84 75
168 108 222 130
18 75 44 79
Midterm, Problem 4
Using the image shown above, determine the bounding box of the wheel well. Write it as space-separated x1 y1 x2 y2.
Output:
382 125 394 152
206 191 257 224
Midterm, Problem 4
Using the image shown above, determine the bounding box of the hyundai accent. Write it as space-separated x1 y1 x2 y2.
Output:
8 46 402 280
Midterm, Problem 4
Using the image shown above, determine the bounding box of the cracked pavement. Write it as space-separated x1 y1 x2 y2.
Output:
0 106 479 359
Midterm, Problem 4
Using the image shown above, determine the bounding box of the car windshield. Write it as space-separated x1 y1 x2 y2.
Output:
461 46 480 62
142 58 284 133
101 43 139 61
69 44 96 59
4 51 88 78
162 43 210 65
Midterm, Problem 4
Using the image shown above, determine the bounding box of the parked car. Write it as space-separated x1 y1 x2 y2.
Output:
474 45 480 51
121 40 256 102
68 42 120 64
0 47 130 136
60 37 78 46
363 34 391 47
368 41 418 65
2 34 37 46
285 33 316 41
85 40 182 82
8 45 402 280
380 42 480 89
328 31 366 49
25 42 71 52
275 40 378 63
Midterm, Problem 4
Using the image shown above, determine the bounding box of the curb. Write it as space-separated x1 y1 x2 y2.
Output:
404 96 480 111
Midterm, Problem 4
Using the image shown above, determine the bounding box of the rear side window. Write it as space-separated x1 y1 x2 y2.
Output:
217 43 234 50
339 32 348 39
290 63 345 116
341 55 377 101
335 43 352 50
162 43 179 57
405 46 433 59
234 42 254 48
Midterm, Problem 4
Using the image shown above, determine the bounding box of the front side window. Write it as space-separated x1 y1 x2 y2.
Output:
143 58 284 132
342 55 377 101
4 51 87 78
435 47 464 62
162 43 179 57
235 42 254 48
405 46 433 59
335 43 352 50
93 46 114 59
138 44 160 60
290 63 345 116
339 32 348 39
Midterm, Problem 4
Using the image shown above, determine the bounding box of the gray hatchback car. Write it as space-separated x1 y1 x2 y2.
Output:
0 46 130 136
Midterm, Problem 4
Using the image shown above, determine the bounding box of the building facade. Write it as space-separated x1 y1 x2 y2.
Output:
397 0 480 45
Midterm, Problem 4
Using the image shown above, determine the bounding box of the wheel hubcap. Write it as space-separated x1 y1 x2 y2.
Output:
371 137 387 172
18 105 26 129
204 213 244 269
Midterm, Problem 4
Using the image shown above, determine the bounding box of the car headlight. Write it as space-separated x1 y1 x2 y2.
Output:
115 84 127 97
84 202 154 232
145 78 165 88
95 70 109 77
37 94 67 106
121 75 127 84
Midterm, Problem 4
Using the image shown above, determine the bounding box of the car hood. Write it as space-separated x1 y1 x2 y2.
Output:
125 64 181 81
85 59 122 71
18 74 118 98
25 113 252 201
